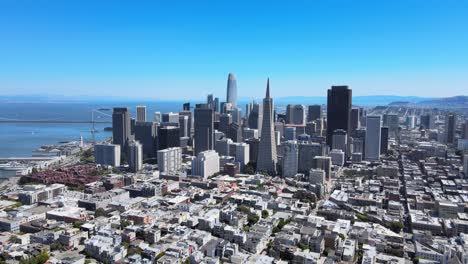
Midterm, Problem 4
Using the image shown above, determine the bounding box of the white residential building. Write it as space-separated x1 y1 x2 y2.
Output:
157 147 182 173
192 150 220 180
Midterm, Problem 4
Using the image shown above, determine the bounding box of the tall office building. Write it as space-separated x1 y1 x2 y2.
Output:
231 107 242 124
383 114 399 138
179 115 189 138
350 107 360 136
307 105 322 122
248 102 263 132
332 129 347 155
134 122 158 158
406 115 416 129
312 156 331 179
219 113 232 135
179 111 193 137
194 104 214 155
326 86 352 148
330 149 345 166
112 107 133 152
286 104 306 125
365 115 382 161
243 128 259 140
298 142 323 174
162 112 179 124
128 140 143 172
256 79 278 175
445 112 456 144
229 122 243 143
207 94 214 109
214 97 219 112
154 112 162 123
158 126 180 150
380 127 389 155
183 103 190 111
463 120 468 139
233 142 250 170
309 169 325 185
157 147 182 174
226 73 237 107
191 150 220 180
464 154 468 179
284 127 296 141
136 105 147 122
245 103 252 119
420 114 434 129
94 144 121 167
281 140 298 177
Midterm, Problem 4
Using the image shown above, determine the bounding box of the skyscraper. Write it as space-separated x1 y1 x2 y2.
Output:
158 126 180 150
248 102 263 132
286 104 306 125
380 127 389 155
226 73 237 107
463 120 468 139
281 140 298 177
350 107 360 136
445 112 456 144
136 105 147 122
128 140 143 172
134 122 158 158
257 79 278 175
112 107 133 152
194 104 214 155
307 105 322 122
326 86 352 148
464 154 468 179
365 115 382 161
154 112 162 123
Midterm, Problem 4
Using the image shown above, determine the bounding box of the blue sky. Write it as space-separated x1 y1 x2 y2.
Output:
1 0 467 100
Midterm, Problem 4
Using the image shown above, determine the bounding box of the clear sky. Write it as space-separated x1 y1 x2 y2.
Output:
1 0 467 100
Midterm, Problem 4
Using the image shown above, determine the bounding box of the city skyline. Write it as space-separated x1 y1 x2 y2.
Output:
1 1 468 99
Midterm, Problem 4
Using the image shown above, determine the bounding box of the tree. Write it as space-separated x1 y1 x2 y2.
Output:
94 208 106 217
298 243 309 250
390 221 404 233
248 214 260 226
261 210 269 219
355 213 369 222
73 221 84 228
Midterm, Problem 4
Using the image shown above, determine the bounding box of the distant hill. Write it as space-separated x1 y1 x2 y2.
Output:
389 96 468 108
272 95 433 106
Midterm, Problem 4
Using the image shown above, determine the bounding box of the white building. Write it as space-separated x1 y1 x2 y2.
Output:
157 147 182 173
192 150 220 180
94 144 121 167
281 140 298 177
136 105 147 122
233 142 250 169
365 115 382 161
163 112 179 124
128 140 143 172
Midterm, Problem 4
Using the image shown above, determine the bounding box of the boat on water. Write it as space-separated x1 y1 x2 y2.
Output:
104 127 113 131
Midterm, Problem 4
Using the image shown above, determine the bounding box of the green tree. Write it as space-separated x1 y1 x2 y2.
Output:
390 221 404 233
261 210 269 219
94 208 106 217
73 221 84 228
